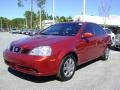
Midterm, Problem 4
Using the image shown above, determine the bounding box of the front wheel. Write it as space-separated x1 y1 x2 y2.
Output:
57 54 76 81
100 47 110 60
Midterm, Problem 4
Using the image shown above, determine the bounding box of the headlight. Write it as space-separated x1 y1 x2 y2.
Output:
29 46 52 56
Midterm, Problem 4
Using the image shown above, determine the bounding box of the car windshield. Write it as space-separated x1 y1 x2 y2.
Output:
40 23 81 36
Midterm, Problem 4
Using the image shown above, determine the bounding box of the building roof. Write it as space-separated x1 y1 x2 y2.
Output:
73 15 120 27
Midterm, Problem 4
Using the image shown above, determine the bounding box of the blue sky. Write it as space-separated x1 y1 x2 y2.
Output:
0 0 120 19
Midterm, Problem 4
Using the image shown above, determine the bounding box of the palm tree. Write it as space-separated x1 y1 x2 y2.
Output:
0 19 2 31
18 0 46 29
17 0 34 29
24 11 37 28
36 0 46 29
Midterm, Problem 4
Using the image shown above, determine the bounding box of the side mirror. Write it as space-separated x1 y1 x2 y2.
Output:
82 32 93 38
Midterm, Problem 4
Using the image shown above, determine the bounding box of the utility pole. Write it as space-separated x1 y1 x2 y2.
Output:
52 0 55 24
31 0 33 29
83 0 86 21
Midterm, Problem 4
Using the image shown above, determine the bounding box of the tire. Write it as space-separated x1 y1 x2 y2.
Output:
57 54 76 81
100 47 110 61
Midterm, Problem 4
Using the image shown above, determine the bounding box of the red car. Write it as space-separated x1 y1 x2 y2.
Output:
3 22 111 81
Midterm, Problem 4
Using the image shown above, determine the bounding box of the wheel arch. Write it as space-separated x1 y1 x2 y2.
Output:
57 51 79 67
64 52 78 64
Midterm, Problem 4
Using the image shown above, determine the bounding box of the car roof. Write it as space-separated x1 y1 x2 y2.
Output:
56 21 98 25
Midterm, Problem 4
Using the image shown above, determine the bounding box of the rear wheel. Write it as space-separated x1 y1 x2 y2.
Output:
100 47 110 60
57 54 76 81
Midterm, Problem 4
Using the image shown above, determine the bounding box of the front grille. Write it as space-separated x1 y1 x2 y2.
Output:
10 46 21 52
21 49 30 54
9 46 30 54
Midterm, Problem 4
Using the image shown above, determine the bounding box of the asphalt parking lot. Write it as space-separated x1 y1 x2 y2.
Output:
0 32 120 90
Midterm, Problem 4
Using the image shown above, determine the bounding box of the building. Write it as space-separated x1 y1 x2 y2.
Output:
73 15 120 34
42 20 53 29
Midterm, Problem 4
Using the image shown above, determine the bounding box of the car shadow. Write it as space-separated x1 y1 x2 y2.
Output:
76 59 99 70
8 59 100 83
110 46 120 51
8 68 56 83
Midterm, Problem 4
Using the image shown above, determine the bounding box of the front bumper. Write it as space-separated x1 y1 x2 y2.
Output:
3 49 57 76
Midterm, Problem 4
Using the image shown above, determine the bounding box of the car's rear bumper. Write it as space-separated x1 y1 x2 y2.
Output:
3 49 58 76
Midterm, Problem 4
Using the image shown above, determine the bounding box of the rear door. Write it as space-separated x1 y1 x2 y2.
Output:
93 23 108 56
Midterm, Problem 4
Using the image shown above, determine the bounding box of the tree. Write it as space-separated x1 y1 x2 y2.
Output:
17 0 46 29
11 18 25 29
24 11 37 28
48 15 53 20
55 16 59 22
66 16 73 22
18 0 24 7
99 0 112 28
0 17 3 31
37 10 47 21
0 17 11 31
36 10 47 28
36 0 46 29
59 16 67 22
17 0 35 29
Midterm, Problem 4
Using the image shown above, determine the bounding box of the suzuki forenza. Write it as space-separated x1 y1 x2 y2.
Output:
3 22 111 81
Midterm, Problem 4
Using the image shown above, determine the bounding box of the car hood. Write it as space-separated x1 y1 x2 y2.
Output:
12 35 73 49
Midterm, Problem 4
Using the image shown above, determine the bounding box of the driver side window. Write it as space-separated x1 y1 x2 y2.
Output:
82 23 95 35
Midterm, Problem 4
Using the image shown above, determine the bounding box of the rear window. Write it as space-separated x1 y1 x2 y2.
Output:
105 29 112 34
